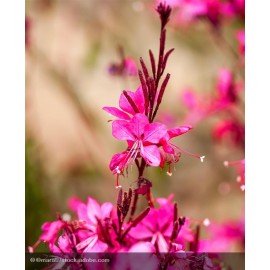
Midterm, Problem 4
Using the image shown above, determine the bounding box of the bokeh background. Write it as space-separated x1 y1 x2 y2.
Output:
26 0 244 252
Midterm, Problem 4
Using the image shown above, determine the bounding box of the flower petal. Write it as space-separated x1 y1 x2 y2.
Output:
103 106 131 120
68 197 83 213
119 87 145 115
109 152 128 174
87 197 101 225
129 113 149 138
157 233 169 252
167 125 192 139
129 242 156 253
101 202 113 220
141 145 161 167
143 122 167 143
112 120 135 141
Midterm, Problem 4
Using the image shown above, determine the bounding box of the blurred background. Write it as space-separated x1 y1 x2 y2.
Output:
26 0 244 252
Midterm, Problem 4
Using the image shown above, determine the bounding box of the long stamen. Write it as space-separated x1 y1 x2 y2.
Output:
116 174 121 189
114 141 141 188
170 143 205 162
28 239 41 253
224 159 244 167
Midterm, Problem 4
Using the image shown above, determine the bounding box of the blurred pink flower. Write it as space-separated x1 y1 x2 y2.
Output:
199 217 245 252
181 68 243 125
108 56 137 77
213 119 245 148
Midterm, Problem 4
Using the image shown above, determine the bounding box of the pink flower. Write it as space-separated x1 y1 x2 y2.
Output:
110 113 167 176
128 195 193 252
69 197 114 253
181 69 243 125
39 220 65 244
169 0 225 27
213 119 245 148
108 56 137 77
28 220 66 253
223 0 245 19
103 86 145 120
199 217 245 252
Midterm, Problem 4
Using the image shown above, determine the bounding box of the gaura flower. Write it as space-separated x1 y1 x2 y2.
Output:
128 194 193 252
213 119 245 149
108 56 137 77
181 68 243 125
103 86 145 120
69 197 114 253
199 216 245 252
110 113 167 183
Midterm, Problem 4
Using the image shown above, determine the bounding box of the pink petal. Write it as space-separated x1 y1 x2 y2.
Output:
112 120 135 141
133 86 145 113
119 87 145 115
101 202 113 220
129 223 154 239
68 196 83 212
157 233 169 253
88 239 108 252
129 113 149 138
181 89 198 109
156 194 174 207
167 125 192 139
162 142 174 154
77 234 97 251
141 145 161 167
217 69 233 98
129 242 156 253
40 221 64 243
77 203 90 222
87 197 101 225
143 122 167 143
102 106 131 120
109 152 128 173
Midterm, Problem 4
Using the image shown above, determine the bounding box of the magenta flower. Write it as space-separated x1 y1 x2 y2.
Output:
69 197 114 253
167 0 225 27
181 68 243 125
128 195 193 252
103 86 145 120
213 119 245 148
110 113 167 178
108 56 137 77
199 217 245 252
28 220 66 253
